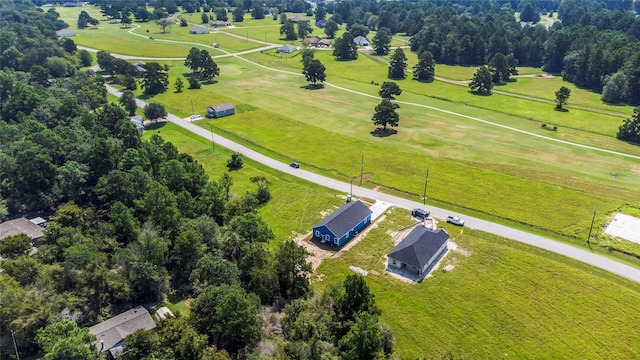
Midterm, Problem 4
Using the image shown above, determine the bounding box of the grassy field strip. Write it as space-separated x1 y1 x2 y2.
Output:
224 51 640 161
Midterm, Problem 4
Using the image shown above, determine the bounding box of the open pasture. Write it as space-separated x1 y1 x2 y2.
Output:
314 208 640 359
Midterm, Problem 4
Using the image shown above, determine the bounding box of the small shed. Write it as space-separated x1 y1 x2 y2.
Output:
316 19 328 28
130 116 145 133
353 36 369 46
55 29 77 37
190 26 210 34
387 227 449 275
206 103 235 118
312 200 372 247
276 44 298 53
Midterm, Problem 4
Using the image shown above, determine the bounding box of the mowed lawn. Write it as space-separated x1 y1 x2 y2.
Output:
314 208 640 359
140 122 342 244
141 59 640 244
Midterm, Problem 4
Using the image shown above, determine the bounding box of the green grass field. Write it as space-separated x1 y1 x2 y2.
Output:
314 208 640 359
133 58 640 250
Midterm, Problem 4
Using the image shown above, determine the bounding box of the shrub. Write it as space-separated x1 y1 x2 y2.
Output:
227 152 243 170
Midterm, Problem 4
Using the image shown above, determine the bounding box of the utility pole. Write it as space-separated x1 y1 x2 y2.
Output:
422 168 429 205
191 99 195 117
359 152 364 186
587 209 596 244
11 330 20 360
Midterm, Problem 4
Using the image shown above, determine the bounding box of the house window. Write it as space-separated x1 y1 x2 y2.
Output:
334 237 338 245
315 230 320 237
323 234 330 242
392 259 397 265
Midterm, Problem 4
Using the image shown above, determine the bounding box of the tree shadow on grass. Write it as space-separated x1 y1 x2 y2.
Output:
145 122 167 131
370 128 398 138
414 78 435 84
554 107 569 112
301 83 325 90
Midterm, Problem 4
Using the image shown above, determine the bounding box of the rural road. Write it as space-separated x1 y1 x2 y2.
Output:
104 83 640 285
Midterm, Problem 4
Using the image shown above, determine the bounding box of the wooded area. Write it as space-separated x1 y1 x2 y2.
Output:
0 1 396 358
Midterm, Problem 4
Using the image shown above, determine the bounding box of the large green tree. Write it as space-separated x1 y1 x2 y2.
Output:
275 240 312 300
280 20 297 40
387 48 407 79
141 62 168 94
333 32 358 61
302 59 327 86
469 65 493 95
617 107 640 143
555 86 571 109
324 19 339 38
35 320 97 360
119 90 138 116
413 50 435 82
372 27 391 55
378 81 402 100
0 233 31 259
371 99 400 131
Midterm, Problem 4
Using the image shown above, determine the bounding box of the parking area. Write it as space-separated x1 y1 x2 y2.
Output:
604 213 640 245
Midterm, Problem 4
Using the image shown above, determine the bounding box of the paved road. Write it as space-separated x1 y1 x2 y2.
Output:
105 83 640 285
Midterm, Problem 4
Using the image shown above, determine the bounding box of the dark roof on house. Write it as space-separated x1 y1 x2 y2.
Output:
313 200 372 237
290 16 311 22
207 102 235 112
303 37 319 44
316 19 328 27
89 306 156 352
318 39 331 45
0 218 45 241
388 227 449 269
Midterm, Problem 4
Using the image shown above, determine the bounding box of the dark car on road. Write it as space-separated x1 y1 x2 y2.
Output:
412 208 430 220
289 162 300 169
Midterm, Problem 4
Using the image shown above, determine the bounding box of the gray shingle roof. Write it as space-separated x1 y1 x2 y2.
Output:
277 44 298 52
313 200 372 238
207 102 235 112
388 227 449 269
89 306 156 352
0 218 45 241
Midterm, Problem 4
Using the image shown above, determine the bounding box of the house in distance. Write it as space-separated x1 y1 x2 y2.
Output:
206 103 235 118
312 200 372 247
189 26 210 34
387 227 449 276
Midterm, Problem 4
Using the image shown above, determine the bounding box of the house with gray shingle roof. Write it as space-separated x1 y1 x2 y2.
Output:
56 29 77 37
276 44 298 53
89 306 156 358
206 103 235 118
0 217 45 243
353 36 369 46
312 200 372 247
387 227 449 275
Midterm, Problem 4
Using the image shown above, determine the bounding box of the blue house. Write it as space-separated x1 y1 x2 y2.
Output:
316 19 328 28
312 200 372 247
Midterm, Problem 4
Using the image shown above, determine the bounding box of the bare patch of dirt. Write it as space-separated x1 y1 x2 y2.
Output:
372 185 381 191
359 172 374 182
369 270 379 275
293 232 334 271
448 240 471 257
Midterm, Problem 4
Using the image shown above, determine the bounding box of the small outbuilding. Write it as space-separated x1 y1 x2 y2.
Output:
353 36 369 46
276 44 298 53
130 116 145 133
316 19 328 28
55 29 77 37
189 26 210 34
312 200 372 247
0 217 45 243
387 227 449 275
210 20 231 27
290 16 311 23
206 103 235 118
89 306 156 359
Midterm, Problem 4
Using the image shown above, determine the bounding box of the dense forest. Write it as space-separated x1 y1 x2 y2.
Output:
0 1 394 359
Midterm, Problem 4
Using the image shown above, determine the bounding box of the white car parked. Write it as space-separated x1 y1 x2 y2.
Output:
447 216 465 226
